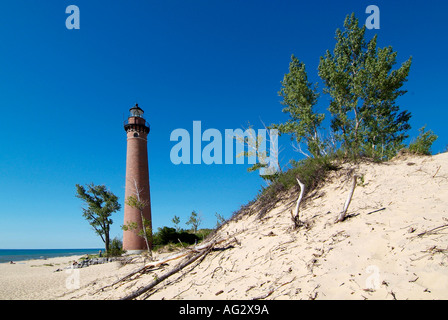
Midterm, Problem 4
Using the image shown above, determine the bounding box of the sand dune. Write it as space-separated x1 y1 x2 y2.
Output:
2 152 447 300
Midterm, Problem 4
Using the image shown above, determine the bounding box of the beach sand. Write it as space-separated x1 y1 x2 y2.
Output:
0 255 128 300
2 152 448 300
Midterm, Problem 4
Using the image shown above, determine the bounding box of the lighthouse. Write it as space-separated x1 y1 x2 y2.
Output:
123 103 152 252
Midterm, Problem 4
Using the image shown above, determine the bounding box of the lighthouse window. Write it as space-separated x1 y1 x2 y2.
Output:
134 133 139 138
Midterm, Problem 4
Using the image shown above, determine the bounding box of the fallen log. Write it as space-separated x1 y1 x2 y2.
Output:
120 239 227 300
120 246 213 300
95 239 226 295
94 251 191 293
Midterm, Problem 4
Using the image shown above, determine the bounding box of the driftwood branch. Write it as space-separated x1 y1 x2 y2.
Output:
417 224 448 237
294 178 305 219
94 251 192 294
433 165 441 178
95 239 226 295
121 248 213 300
335 174 359 223
252 289 274 300
251 277 296 300
291 177 305 229
119 239 226 300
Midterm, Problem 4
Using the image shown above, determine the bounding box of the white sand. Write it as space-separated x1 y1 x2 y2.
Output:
2 152 448 300
0 256 125 300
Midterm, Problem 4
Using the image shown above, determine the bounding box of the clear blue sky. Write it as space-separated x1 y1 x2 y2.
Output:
0 1 446 249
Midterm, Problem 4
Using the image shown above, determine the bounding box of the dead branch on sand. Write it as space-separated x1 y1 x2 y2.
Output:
118 239 227 300
335 174 359 223
251 277 296 300
95 251 191 293
291 177 305 229
417 224 448 237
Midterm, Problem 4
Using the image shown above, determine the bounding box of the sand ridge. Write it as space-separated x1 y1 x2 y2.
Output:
1 152 447 300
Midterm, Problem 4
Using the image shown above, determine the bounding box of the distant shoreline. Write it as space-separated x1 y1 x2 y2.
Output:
0 248 103 264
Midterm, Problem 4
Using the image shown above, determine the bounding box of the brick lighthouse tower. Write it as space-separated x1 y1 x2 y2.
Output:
123 103 152 252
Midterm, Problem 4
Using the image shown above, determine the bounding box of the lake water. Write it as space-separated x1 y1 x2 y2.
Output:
0 248 103 264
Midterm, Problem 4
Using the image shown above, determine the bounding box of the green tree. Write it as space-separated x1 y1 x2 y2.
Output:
186 210 202 233
75 183 121 254
408 126 438 155
121 180 153 254
233 122 281 183
172 215 181 232
318 13 412 160
274 55 325 158
122 195 152 254
215 212 226 228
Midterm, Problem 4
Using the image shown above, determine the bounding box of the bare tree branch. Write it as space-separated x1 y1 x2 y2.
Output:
291 177 305 228
335 174 359 223
291 141 311 158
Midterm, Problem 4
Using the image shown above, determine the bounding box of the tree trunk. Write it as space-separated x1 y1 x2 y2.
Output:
140 210 152 256
105 232 110 255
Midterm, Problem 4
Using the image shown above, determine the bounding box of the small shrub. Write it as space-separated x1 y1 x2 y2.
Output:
262 154 338 197
152 227 200 248
108 237 124 256
253 154 339 218
178 230 201 243
408 126 438 155
196 228 213 240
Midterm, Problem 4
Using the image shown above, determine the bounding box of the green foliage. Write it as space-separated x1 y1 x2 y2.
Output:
318 13 412 160
172 215 181 232
108 237 124 257
196 228 213 240
215 212 226 228
121 196 152 252
408 126 438 155
290 155 339 191
125 195 147 211
234 124 281 180
270 13 413 163
273 55 325 158
254 155 339 218
186 210 202 233
152 227 199 247
121 217 152 242
121 221 137 232
75 183 121 254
